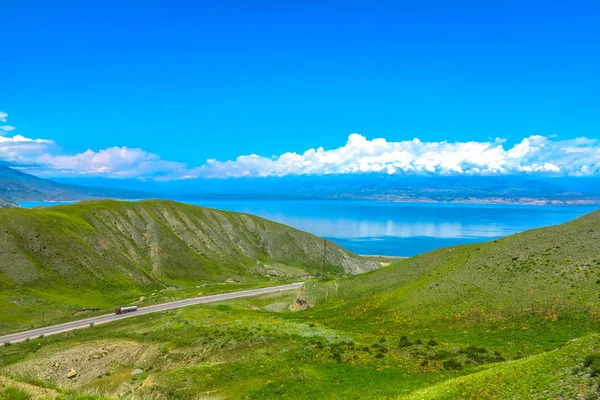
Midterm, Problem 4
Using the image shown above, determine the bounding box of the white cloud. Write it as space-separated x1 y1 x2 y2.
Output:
187 133 600 178
1 110 600 179
0 112 185 179
0 135 56 164
0 112 56 164
37 147 187 179
0 126 15 134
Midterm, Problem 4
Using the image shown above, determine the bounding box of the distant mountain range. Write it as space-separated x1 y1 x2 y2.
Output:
62 174 600 205
0 165 148 204
3 164 600 205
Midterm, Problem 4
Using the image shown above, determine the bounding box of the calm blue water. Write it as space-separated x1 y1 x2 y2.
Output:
19 200 598 257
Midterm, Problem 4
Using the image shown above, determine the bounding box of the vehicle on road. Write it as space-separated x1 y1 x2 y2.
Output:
114 306 137 314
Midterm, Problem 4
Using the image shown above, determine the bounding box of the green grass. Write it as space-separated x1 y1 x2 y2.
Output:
408 334 600 399
300 208 600 349
0 200 377 333
1 206 599 399
0 279 299 337
1 288 599 399
0 387 31 400
0 296 469 399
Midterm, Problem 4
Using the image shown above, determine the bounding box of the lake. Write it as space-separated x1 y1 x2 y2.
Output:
20 200 597 257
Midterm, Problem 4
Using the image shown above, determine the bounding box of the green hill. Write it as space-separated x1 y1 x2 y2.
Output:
300 209 600 354
1 207 599 399
0 199 378 332
409 333 600 399
311 208 599 302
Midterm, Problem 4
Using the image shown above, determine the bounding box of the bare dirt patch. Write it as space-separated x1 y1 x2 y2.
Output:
5 340 157 390
289 291 311 311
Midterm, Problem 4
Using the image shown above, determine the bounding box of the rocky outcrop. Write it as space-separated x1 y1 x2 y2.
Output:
0 198 18 208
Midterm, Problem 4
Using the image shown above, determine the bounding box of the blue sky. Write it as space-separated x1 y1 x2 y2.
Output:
1 0 599 179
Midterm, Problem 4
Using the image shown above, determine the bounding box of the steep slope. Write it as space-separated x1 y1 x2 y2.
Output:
0 199 377 331
0 198 17 208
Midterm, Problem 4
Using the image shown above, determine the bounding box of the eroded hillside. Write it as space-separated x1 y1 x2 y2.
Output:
0 200 378 331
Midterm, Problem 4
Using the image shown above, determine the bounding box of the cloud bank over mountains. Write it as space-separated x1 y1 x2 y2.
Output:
188 134 599 178
1 111 599 180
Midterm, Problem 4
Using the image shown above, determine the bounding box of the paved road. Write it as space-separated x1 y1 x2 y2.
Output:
0 282 304 345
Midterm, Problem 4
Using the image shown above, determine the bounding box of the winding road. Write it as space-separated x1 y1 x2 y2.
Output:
0 282 304 345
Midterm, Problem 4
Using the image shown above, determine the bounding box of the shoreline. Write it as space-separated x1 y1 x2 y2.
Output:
16 197 600 208
360 255 409 259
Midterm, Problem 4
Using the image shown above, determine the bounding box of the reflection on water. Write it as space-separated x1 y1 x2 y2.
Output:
245 214 496 239
181 200 597 256
19 199 598 257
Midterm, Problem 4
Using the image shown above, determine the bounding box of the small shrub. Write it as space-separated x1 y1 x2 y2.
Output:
398 336 412 348
492 351 505 362
332 352 342 363
462 345 487 355
414 338 423 345
584 353 600 377
443 358 464 370
427 339 439 347
432 350 452 360
3 341 11 347
461 346 489 363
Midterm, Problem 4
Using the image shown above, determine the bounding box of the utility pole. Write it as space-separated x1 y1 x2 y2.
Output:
323 238 327 280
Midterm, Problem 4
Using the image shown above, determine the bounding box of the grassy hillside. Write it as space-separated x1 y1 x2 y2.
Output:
305 208 600 333
1 208 599 399
409 333 600 399
0 200 377 332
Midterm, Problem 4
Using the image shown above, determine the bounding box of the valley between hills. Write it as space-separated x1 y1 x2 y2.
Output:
1 200 600 399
